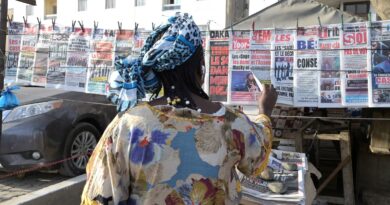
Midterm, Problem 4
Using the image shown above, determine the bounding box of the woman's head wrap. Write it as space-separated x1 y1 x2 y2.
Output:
107 13 203 112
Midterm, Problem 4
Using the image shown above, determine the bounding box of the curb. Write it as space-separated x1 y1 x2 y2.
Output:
1 174 86 205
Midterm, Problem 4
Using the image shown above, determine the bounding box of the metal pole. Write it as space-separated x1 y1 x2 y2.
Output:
0 0 8 135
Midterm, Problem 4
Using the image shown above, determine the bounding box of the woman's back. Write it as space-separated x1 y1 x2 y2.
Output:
81 104 272 205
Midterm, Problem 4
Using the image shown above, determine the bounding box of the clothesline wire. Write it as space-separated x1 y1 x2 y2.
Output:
2 24 390 35
1 48 388 53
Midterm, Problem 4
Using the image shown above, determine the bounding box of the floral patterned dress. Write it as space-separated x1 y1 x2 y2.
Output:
81 103 272 205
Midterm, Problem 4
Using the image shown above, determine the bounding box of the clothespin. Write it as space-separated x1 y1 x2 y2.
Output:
94 21 99 31
117 21 123 34
368 12 372 28
7 15 13 26
134 22 139 34
23 16 28 27
317 16 322 31
152 23 155 31
341 14 344 31
37 17 41 39
252 21 255 32
71 20 76 32
78 21 85 33
51 18 56 30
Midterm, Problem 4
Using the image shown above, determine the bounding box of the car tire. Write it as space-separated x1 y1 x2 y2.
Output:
59 122 100 177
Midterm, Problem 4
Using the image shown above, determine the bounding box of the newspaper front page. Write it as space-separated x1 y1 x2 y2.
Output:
209 30 230 102
341 22 369 106
294 27 319 107
65 28 91 92
272 29 295 105
6 22 24 84
318 25 342 107
369 20 390 107
32 25 52 86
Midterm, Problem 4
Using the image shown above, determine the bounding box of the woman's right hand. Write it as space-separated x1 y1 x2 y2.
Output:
258 84 278 117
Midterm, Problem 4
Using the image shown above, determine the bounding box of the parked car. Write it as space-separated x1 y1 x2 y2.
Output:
0 86 117 176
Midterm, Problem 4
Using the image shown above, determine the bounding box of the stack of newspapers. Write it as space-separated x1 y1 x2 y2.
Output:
239 149 308 204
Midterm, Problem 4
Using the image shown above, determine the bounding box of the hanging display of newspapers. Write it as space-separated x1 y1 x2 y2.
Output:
318 25 342 107
65 28 91 92
230 31 258 104
6 22 24 84
7 19 390 107
294 27 319 107
32 25 52 86
46 26 71 89
87 28 115 94
209 30 230 102
272 29 295 105
17 23 37 83
369 20 390 107
341 22 369 106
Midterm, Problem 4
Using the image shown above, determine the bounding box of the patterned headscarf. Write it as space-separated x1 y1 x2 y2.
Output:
107 13 203 112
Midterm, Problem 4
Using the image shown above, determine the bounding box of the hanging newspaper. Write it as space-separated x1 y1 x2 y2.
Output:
46 26 71 89
87 29 116 94
250 29 273 85
294 27 319 107
17 24 37 84
202 30 209 92
230 31 258 104
32 25 53 86
271 29 295 105
369 20 390 107
5 22 24 84
318 25 342 107
132 29 149 57
209 30 230 102
341 22 369 106
65 28 91 92
115 29 134 58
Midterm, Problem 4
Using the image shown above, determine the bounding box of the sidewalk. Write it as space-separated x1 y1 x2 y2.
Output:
0 172 69 204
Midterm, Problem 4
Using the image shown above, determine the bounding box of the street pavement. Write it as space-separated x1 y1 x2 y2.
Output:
0 171 69 204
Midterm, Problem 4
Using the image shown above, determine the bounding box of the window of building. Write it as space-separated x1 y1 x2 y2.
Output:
45 0 57 19
106 0 115 9
135 0 145 7
78 0 88 12
344 2 370 19
162 0 181 11
26 5 34 16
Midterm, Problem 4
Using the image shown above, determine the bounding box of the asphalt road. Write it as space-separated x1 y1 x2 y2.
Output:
0 171 69 204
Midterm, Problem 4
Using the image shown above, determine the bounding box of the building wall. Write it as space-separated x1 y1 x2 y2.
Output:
7 0 228 30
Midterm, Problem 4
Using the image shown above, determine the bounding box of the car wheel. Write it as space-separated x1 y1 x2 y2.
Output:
59 123 100 177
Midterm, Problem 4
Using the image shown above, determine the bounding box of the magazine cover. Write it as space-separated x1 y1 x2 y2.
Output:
250 29 273 85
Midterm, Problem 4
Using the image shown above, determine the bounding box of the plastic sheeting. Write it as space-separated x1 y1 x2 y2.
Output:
229 0 364 30
371 0 390 20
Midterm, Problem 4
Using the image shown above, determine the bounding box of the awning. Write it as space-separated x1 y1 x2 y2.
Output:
16 0 36 5
229 0 364 30
371 0 390 20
